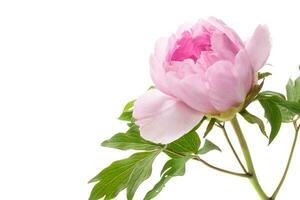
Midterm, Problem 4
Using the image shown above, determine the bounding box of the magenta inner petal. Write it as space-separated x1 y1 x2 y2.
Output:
170 31 212 62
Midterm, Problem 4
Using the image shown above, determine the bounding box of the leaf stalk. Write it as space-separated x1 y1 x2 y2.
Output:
271 121 300 199
163 148 250 178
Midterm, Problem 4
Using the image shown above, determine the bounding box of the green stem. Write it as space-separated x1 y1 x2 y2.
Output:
230 116 269 200
220 124 248 174
271 122 299 199
164 148 250 178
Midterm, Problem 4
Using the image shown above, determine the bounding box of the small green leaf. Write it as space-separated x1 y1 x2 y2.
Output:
286 79 296 101
198 139 221 155
275 100 300 114
203 118 216 138
286 77 300 102
258 72 272 80
259 99 282 144
279 106 295 123
144 157 189 200
119 112 133 121
280 76 300 122
127 151 160 200
101 125 162 151
119 100 135 121
124 100 135 111
240 110 267 137
89 151 160 200
257 91 300 114
160 157 188 176
167 131 201 155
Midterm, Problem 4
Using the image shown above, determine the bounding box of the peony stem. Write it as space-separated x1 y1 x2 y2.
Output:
271 121 299 199
230 116 270 200
163 148 250 178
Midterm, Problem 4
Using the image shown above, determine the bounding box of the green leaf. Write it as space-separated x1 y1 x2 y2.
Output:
240 110 267 137
119 100 135 121
89 151 160 200
258 72 272 80
257 91 300 114
144 157 188 200
257 91 286 99
167 130 201 155
259 99 282 144
166 119 204 156
274 100 300 114
280 76 300 122
203 118 216 138
127 151 160 200
101 124 162 151
279 106 295 123
286 77 300 102
198 139 221 155
286 79 296 101
160 157 188 177
294 76 300 98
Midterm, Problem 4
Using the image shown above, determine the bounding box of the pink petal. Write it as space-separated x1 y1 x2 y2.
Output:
207 17 244 49
165 59 198 78
175 23 194 38
150 54 170 95
235 50 254 92
211 31 238 61
133 89 203 144
165 71 217 113
198 51 219 69
206 61 245 112
246 25 271 71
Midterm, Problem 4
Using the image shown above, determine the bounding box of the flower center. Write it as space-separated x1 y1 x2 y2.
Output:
170 31 212 62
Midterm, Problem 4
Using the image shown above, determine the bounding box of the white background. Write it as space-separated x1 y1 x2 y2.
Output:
1 0 300 199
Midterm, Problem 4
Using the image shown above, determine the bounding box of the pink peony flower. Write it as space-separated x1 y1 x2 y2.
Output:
133 17 271 144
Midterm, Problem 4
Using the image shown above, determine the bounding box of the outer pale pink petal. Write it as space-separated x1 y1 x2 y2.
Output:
150 55 170 95
245 25 271 71
133 89 204 144
150 38 171 95
235 50 255 92
165 72 217 113
153 37 169 61
207 17 244 49
206 61 245 112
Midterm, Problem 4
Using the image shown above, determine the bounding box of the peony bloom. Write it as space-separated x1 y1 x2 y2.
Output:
133 17 271 144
